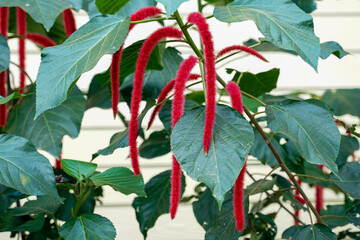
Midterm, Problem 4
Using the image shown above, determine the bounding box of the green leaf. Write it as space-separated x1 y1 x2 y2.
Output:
156 0 190 17
90 167 145 197
159 99 199 133
0 0 71 31
320 41 349 60
59 213 116 240
336 136 359 166
226 68 280 97
0 33 9 72
86 71 112 110
0 92 30 105
330 162 360 199
35 15 130 118
171 105 254 206
6 86 85 157
245 177 277 196
321 205 350 228
292 224 337 240
132 170 185 238
250 131 286 168
95 0 130 14
121 47 183 103
291 0 316 13
61 159 97 180
214 0 320 70
92 100 154 159
13 196 62 216
139 130 171 159
242 95 263 113
193 188 242 240
322 89 360 117
11 214 45 232
347 204 360 228
0 134 60 200
266 100 340 175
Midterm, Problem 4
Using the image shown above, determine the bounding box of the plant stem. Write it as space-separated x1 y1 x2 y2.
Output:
72 183 91 218
117 110 128 127
10 61 34 85
248 165 280 196
130 17 175 25
243 105 326 225
246 170 305 225
240 91 266 106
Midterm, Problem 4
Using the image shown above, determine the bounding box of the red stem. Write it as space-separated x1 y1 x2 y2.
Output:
129 27 183 175
188 12 217 155
62 9 76 37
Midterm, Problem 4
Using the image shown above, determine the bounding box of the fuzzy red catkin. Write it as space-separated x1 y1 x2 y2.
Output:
188 12 216 155
315 165 324 215
226 81 246 231
16 8 26 93
0 7 9 127
170 56 198 219
129 27 183 175
62 9 76 37
294 178 302 225
146 73 200 130
110 7 162 118
26 33 56 48
216 45 268 62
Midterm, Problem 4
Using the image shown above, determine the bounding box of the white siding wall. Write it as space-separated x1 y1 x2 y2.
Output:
1 0 360 239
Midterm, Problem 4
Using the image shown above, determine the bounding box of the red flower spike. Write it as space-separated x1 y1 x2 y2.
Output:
26 33 56 48
188 12 217 155
233 162 247 231
315 165 324 216
110 7 162 119
170 56 198 219
129 27 183 175
294 195 306 205
225 81 246 231
147 73 200 130
294 178 302 225
0 7 9 127
62 9 76 37
216 45 268 62
17 8 27 93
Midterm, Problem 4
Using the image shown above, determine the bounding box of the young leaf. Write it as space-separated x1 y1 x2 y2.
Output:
95 0 130 14
330 162 360 199
59 213 116 240
322 89 360 117
0 0 71 31
35 15 130 119
139 130 171 159
0 92 29 105
156 0 190 17
0 134 60 201
226 68 280 97
13 195 62 216
0 33 9 72
132 170 185 238
214 0 320 70
61 159 97 180
90 167 145 197
193 188 243 240
320 41 349 60
6 86 85 158
266 100 340 175
171 105 254 207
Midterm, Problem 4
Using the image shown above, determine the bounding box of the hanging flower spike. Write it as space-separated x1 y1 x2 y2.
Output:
62 9 76 37
26 33 56 48
294 178 302 225
110 7 162 119
216 45 268 62
129 27 183 175
188 12 217 155
226 81 246 231
315 165 324 215
170 56 198 219
16 8 26 93
0 7 9 127
147 73 201 130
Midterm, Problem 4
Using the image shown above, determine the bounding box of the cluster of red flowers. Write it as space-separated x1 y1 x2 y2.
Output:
0 7 8 127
